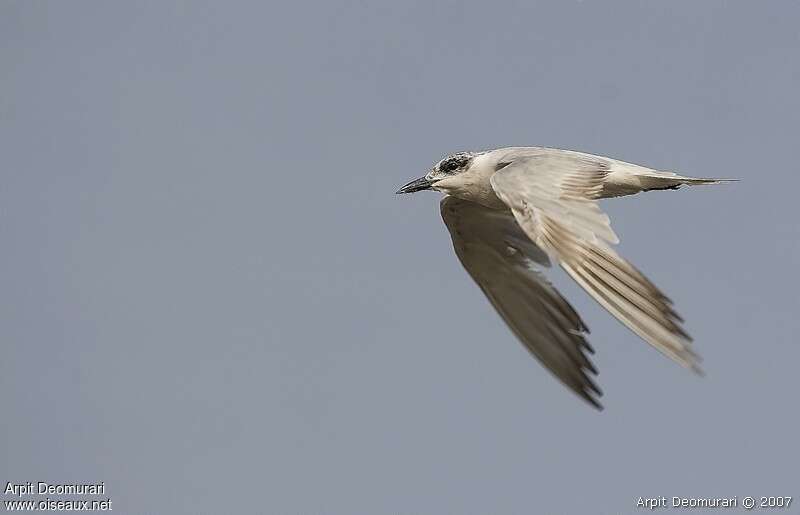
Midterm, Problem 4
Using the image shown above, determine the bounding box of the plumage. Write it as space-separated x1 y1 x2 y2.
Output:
441 197 602 408
397 146 731 409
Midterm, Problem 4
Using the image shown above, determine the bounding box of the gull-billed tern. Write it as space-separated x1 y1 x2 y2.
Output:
397 147 732 409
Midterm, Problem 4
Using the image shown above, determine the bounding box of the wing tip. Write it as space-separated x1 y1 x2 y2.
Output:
583 391 604 411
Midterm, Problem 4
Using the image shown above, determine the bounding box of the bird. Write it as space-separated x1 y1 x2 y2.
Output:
396 147 732 410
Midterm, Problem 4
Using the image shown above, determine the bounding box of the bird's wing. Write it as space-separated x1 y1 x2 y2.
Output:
440 196 603 409
489 154 700 371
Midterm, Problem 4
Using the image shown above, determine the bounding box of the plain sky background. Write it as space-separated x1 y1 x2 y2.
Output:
2 1 799 514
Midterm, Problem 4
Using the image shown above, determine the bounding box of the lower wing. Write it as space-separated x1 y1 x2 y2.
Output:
440 196 603 409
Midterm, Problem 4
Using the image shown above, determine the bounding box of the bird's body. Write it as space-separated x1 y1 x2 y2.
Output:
430 147 722 207
397 146 730 409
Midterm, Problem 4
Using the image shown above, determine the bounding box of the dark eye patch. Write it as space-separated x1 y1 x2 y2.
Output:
440 154 468 173
441 159 458 172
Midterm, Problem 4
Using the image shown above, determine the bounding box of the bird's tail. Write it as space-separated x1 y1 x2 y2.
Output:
640 174 738 192
599 166 738 198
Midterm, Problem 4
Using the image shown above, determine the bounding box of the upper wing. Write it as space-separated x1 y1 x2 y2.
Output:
440 196 602 409
489 154 701 371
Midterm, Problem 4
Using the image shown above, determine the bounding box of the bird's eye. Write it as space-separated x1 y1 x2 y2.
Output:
441 158 459 172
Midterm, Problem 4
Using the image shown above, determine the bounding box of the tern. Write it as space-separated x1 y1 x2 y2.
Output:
397 147 731 409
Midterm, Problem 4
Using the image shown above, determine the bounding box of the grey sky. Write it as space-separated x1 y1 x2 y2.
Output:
2 1 798 513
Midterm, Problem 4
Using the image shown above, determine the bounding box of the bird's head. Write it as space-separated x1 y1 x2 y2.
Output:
396 151 477 194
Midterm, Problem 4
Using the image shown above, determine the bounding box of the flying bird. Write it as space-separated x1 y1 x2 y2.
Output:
396 147 730 409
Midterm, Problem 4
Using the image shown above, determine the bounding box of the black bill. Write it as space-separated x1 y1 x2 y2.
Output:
396 176 434 194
